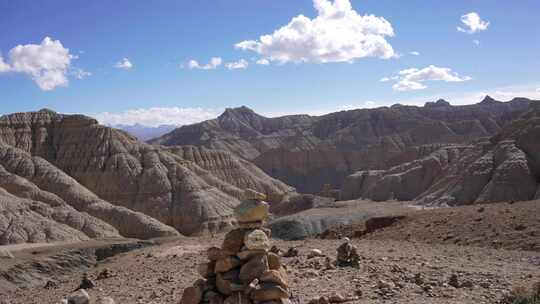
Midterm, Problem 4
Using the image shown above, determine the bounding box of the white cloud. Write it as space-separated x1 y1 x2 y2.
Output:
457 12 489 34
387 65 471 91
256 58 270 65
473 39 480 46
0 37 74 90
114 58 133 70
72 68 91 80
235 0 395 64
410 51 420 56
380 77 390 82
186 57 222 70
0 55 10 72
93 107 220 127
536 88 540 93
226 59 249 70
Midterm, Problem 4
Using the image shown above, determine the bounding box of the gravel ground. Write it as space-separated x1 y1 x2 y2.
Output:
3 236 539 304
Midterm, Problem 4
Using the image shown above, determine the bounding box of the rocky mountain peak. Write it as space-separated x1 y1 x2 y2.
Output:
480 95 499 105
425 99 451 107
219 106 261 120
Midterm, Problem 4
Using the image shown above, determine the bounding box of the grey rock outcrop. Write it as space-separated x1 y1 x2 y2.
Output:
0 109 293 239
340 101 540 206
150 97 533 192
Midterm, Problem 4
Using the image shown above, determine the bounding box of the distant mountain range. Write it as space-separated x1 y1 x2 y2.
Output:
150 96 537 193
112 123 177 141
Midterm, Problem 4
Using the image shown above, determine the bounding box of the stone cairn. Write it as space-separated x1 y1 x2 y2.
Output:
180 189 291 304
336 238 359 268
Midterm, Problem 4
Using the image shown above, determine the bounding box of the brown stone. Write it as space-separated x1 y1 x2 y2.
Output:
238 221 263 229
215 256 241 273
258 300 292 304
237 249 267 261
267 253 281 270
260 268 288 288
180 285 203 304
239 254 269 283
250 283 289 301
216 270 242 296
198 261 216 278
204 291 224 304
222 229 248 255
224 292 251 304
208 247 227 261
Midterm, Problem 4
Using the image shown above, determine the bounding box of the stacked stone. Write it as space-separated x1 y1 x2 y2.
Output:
180 189 291 304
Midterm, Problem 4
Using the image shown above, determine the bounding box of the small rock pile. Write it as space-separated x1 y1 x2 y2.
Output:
336 238 359 268
180 189 291 304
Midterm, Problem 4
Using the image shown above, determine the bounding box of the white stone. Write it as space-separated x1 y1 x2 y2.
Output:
96 297 115 304
307 249 323 258
68 289 90 304
244 229 271 251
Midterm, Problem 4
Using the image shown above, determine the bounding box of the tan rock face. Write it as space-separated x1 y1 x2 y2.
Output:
0 109 294 239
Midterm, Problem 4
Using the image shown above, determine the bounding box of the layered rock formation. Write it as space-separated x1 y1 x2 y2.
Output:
150 97 532 192
0 141 176 242
0 109 293 241
341 101 540 206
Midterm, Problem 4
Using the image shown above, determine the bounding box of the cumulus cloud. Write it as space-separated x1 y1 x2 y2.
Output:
0 37 75 90
93 107 220 127
235 0 395 64
256 58 270 65
457 12 489 34
410 51 420 56
186 57 222 70
114 58 133 70
386 65 471 91
226 59 249 70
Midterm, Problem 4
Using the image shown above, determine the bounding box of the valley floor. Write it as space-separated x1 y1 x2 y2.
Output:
2 200 540 304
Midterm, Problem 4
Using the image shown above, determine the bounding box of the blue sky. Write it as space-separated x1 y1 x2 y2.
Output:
1 0 539 126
